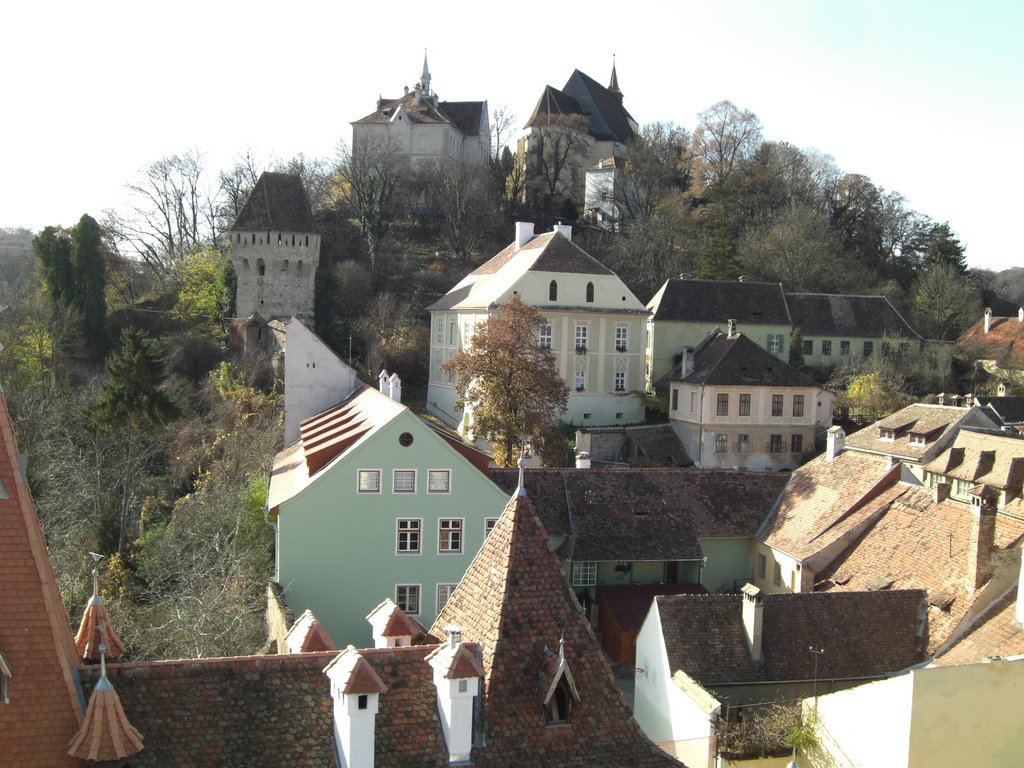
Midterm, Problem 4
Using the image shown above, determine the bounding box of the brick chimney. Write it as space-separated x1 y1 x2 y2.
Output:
966 485 998 591
826 426 846 461
933 481 951 503
515 222 535 248
741 584 764 663
681 347 695 378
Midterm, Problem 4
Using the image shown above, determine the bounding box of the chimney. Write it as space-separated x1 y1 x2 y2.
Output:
1019 307 1023 323
366 599 415 648
741 584 764 663
378 369 389 395
515 221 535 248
552 222 573 241
984 307 993 334
937 392 947 406
575 451 591 469
964 392 975 408
737 275 748 283
427 625 483 765
388 372 402 403
826 426 846 460
325 647 387 768
966 486 998 591
934 481 951 503
681 347 695 378
1015 547 1024 629
727 319 738 338
998 381 1008 397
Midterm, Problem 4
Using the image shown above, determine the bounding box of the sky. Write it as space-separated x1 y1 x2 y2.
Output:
3 0 1021 273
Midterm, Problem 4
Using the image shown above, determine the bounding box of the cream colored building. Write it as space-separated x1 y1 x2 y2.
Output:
426 222 648 433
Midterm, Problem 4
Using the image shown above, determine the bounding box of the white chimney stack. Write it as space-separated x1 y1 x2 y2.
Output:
984 308 993 334
681 347 695 378
324 647 387 768
741 584 764 663
515 222 535 248
553 222 573 241
1018 307 1023 323
427 626 483 764
727 319 738 338
575 451 591 469
378 369 389 394
826 425 846 460
388 372 402 403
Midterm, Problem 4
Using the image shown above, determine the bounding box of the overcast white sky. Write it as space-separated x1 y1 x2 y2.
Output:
3 0 1020 272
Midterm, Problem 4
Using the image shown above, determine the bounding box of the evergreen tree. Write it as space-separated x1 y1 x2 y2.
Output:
90 328 179 432
71 214 107 351
789 328 805 368
33 225 75 307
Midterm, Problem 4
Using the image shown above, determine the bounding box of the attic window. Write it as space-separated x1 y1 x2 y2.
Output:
909 433 926 446
0 650 10 704
879 428 895 441
546 677 573 724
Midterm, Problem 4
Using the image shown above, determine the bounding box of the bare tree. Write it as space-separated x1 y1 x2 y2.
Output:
420 156 491 262
490 105 517 162
525 113 592 216
617 122 692 222
692 100 763 187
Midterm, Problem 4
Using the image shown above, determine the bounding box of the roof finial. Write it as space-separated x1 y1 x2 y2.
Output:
558 633 565 663
516 455 526 497
89 551 104 604
608 54 621 95
421 49 431 98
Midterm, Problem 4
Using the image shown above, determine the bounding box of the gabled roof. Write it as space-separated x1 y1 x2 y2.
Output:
976 396 1024 425
677 329 821 388
431 488 680 766
439 100 486 136
844 403 971 461
561 69 636 143
231 172 315 233
524 85 584 128
924 429 1024 495
284 609 336 654
488 468 787 555
758 450 906 564
656 589 927 686
427 230 644 314
959 313 1024 368
816 484 1024 652
648 278 791 325
934 585 1024 666
0 390 82 767
786 292 923 340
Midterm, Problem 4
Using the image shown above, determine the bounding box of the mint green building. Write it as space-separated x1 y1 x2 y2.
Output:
268 382 509 647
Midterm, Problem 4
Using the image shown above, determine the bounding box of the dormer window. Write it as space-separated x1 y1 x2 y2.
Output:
880 428 895 441
909 433 926 446
549 281 558 301
542 640 580 726
0 650 11 704
546 677 573 724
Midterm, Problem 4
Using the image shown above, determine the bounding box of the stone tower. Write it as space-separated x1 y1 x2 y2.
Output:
230 172 319 323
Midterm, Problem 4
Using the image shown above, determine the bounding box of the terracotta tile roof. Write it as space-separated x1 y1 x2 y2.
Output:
924 429 1024 492
657 589 928 687
489 468 787 559
68 671 144 762
74 592 126 662
284 609 336 654
325 646 389 694
0 392 82 767
231 171 315 233
649 278 790 325
843 403 969 461
431 490 680 766
817 484 1024 652
934 586 1024 666
424 640 486 680
959 313 1024 368
786 292 923 339
354 91 452 125
678 329 821 388
759 450 905 563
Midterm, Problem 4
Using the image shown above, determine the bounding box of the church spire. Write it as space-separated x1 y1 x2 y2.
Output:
420 49 432 98
608 54 621 97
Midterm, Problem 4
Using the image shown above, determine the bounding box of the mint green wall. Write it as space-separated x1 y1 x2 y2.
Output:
275 410 509 647
699 537 753 593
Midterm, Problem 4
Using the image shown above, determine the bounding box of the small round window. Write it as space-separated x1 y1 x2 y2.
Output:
399 432 414 447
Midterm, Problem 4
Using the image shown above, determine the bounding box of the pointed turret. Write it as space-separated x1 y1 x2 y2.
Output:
420 49 432 97
608 54 621 96
74 558 126 662
68 650 144 762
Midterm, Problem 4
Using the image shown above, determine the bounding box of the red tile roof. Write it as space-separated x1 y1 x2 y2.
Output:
68 672 144 762
959 313 1024 368
934 586 1024 666
0 392 82 767
74 593 126 662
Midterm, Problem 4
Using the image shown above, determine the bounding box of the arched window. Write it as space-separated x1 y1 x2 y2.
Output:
242 258 250 272
585 282 594 303
546 677 573 724
257 259 266 276
549 281 558 301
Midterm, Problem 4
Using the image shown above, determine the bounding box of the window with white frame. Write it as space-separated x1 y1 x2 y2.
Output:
772 394 784 417
793 395 805 417
863 341 873 357
802 339 812 356
485 518 499 535
737 434 751 453
539 323 552 348
574 323 588 353
840 340 850 355
615 324 628 352
396 519 421 554
393 469 416 493
717 393 729 416
574 357 587 391
436 584 457 612
614 357 627 391
357 469 381 493
671 388 679 411
462 319 474 346
739 393 751 416
396 584 420 614
821 340 832 356
571 561 597 587
769 334 782 354
715 433 728 453
449 322 456 345
435 319 443 344
769 434 783 453
427 469 451 493
439 519 463 553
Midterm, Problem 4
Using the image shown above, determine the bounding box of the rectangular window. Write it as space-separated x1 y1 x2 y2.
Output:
539 323 552 348
758 553 767 579
485 518 499 535
436 583 457 612
439 519 463 554
769 434 783 453
772 395 784 417
737 434 751 453
802 339 812 356
435 320 443 344
396 519 421 554
358 469 381 493
793 395 805 417
427 469 451 494
739 394 751 416
575 323 588 352
690 392 696 413
614 370 626 391
715 433 728 453
396 584 420 615
717 393 729 416
393 469 416 493
671 388 679 411
840 340 850 355
773 563 782 587
768 334 782 354
791 434 803 453
449 322 456 345
574 370 587 391
821 340 832 356
863 341 873 357
571 561 597 587
615 324 628 352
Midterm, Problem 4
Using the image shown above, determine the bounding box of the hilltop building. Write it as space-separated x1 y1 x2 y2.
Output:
959 306 1024 389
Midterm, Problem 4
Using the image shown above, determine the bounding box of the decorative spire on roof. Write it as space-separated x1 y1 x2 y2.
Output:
516 456 526 497
608 55 622 98
74 554 125 663
67 634 144 762
420 49 432 97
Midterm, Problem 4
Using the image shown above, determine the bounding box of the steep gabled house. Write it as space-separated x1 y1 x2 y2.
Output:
427 222 648 431
634 587 928 767
959 306 1024 388
667 325 832 470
